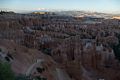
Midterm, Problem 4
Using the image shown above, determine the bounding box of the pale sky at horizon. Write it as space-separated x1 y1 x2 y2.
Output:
0 0 120 13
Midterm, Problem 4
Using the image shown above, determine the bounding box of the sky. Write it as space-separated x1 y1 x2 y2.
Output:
0 0 120 13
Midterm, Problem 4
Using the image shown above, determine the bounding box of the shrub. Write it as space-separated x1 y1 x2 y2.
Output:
0 62 15 80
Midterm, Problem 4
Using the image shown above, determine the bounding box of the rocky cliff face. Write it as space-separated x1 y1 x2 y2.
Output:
0 13 120 80
51 36 120 80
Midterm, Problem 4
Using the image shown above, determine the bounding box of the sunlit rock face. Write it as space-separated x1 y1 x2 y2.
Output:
112 16 120 19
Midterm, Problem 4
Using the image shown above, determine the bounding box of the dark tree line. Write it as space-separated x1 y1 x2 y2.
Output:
111 33 120 61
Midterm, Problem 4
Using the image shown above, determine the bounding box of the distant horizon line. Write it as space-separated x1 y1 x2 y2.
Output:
0 8 120 15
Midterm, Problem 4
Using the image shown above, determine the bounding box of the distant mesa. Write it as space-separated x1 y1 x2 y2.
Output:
32 11 49 14
0 11 15 14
